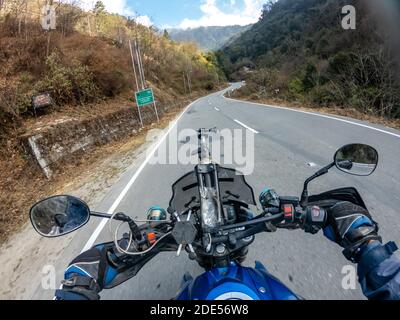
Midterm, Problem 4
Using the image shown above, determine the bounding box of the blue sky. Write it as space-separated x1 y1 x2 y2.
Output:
79 0 265 29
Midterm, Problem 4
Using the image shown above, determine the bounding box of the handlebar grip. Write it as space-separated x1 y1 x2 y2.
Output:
302 206 328 234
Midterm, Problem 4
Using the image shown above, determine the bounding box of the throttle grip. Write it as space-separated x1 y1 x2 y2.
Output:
303 206 328 234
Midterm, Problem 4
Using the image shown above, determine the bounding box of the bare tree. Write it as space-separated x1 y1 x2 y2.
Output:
0 0 28 35
55 0 83 36
330 49 400 118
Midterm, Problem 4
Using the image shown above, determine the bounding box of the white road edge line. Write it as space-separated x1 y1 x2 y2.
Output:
80 98 199 253
225 96 400 139
233 119 259 134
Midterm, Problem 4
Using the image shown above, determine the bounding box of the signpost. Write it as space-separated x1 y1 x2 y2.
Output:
41 4 56 57
129 38 158 127
135 88 159 127
32 93 54 117
136 88 154 107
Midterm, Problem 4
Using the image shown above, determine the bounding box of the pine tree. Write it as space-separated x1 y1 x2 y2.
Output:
163 29 170 40
93 1 105 16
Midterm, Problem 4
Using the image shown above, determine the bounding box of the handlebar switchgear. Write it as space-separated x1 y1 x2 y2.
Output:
303 206 328 234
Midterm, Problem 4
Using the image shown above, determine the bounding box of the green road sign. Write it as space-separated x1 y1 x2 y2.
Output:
135 88 155 107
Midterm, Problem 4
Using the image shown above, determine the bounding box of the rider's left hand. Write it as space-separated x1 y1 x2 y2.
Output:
56 243 118 300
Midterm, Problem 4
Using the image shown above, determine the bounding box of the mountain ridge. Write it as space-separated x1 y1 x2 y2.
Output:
218 0 400 120
168 25 251 51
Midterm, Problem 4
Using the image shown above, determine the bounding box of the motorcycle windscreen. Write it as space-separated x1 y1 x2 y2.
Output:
169 166 256 214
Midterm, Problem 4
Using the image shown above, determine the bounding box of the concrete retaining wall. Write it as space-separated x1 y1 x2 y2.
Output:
20 105 161 179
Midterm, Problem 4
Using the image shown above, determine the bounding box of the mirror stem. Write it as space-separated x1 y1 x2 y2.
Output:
91 211 142 240
91 211 112 219
301 162 335 207
91 211 132 222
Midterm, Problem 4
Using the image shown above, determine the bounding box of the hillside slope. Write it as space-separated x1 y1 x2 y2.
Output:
169 25 250 51
0 0 225 243
0 1 224 137
218 0 400 119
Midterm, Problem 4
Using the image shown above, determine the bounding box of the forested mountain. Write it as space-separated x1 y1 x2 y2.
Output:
0 0 225 243
0 0 223 131
169 25 250 51
218 0 400 119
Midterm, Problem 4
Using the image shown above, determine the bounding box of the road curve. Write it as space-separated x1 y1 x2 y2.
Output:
33 84 400 300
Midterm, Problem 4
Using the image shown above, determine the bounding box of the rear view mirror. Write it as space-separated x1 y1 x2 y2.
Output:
334 144 378 176
30 195 90 237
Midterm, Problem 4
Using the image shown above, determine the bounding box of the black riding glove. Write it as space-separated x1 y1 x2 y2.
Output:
324 201 381 262
56 243 118 300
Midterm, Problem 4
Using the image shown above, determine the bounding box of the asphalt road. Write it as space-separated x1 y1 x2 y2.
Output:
33 84 400 300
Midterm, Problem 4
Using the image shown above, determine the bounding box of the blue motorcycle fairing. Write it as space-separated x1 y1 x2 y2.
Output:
175 261 300 300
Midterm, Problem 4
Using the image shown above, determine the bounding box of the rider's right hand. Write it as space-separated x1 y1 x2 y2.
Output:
321 201 400 300
323 201 382 262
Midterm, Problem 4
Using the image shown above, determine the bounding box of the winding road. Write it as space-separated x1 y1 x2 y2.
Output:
33 84 400 300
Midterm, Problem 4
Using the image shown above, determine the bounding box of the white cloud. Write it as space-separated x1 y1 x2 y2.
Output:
135 15 152 27
179 0 264 29
78 0 125 14
77 0 152 27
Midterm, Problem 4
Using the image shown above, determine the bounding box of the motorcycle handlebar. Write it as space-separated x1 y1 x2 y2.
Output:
218 204 329 242
108 203 331 283
123 203 329 256
211 222 268 244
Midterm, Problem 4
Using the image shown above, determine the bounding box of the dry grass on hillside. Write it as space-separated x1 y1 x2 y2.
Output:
0 94 202 245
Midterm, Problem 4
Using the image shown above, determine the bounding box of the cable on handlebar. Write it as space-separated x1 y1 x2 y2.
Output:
113 220 172 256
107 210 172 256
